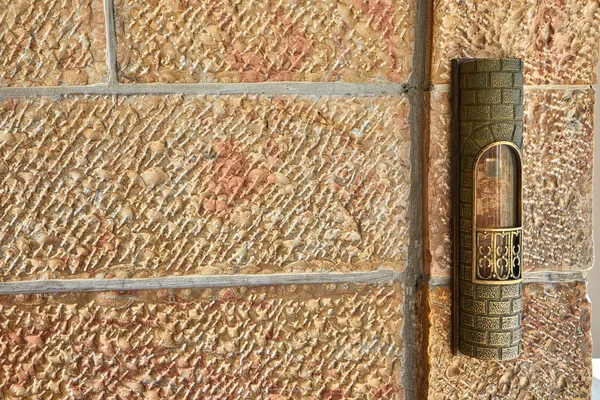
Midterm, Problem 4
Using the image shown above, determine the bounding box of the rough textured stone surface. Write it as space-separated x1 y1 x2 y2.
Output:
114 0 415 83
421 282 591 399
424 91 452 276
0 95 410 281
0 0 107 87
425 89 594 276
523 89 595 272
0 282 403 399
431 0 600 84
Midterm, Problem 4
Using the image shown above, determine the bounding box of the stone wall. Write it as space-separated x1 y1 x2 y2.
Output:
0 0 597 399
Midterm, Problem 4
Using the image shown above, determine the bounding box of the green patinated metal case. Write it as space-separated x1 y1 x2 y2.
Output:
452 59 524 361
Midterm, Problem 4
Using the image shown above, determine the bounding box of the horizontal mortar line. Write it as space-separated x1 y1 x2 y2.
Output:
523 270 588 283
523 84 594 90
0 270 404 295
427 276 452 287
428 270 588 288
432 83 594 92
0 82 407 98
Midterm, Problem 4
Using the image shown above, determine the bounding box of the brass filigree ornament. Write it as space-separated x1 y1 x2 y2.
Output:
452 58 524 361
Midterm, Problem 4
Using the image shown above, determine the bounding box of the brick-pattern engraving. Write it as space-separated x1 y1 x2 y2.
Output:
0 95 410 281
114 0 415 83
421 283 592 398
0 283 403 399
457 59 523 361
426 88 595 277
0 0 107 87
459 281 522 360
431 0 600 84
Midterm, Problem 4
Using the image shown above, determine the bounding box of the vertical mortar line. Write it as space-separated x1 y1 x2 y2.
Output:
402 83 422 400
401 0 432 398
104 0 118 85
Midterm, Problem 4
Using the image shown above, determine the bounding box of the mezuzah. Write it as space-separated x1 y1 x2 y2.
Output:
452 58 524 361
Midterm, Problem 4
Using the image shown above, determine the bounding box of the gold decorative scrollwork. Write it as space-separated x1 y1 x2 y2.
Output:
475 227 521 282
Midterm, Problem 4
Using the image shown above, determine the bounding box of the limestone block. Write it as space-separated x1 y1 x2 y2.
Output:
431 0 600 84
425 91 452 277
114 0 415 83
0 0 107 87
0 95 411 280
522 90 594 273
419 282 591 399
0 282 403 399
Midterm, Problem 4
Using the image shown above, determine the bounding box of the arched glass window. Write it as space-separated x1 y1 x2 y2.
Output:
474 144 521 280
475 144 520 229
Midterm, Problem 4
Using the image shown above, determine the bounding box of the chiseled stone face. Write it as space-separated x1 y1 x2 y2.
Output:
425 91 452 277
0 282 403 399
0 95 410 281
431 0 600 84
421 282 591 399
523 89 594 273
0 0 107 87
425 89 594 276
114 0 415 83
